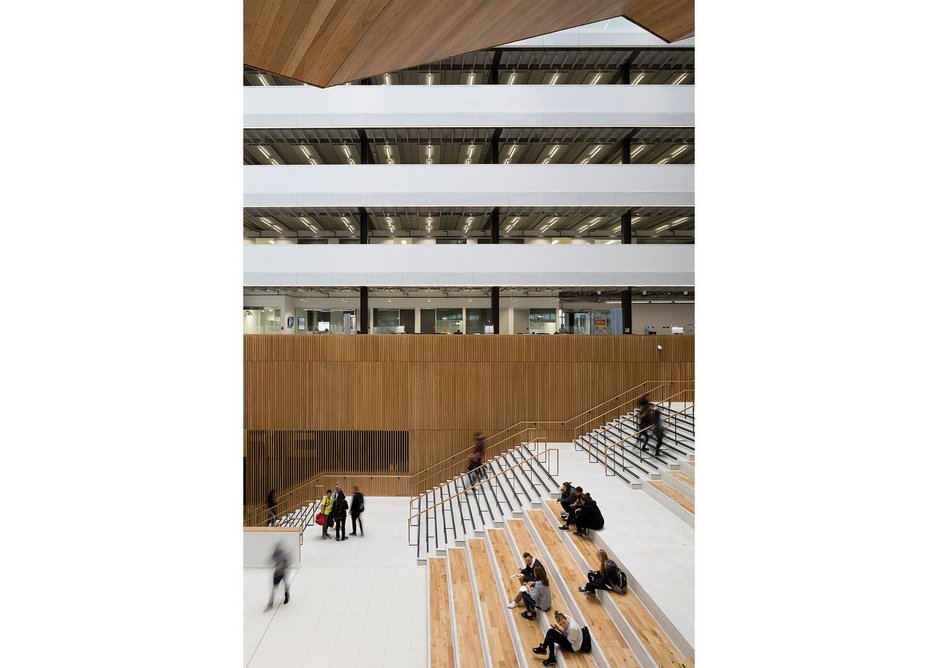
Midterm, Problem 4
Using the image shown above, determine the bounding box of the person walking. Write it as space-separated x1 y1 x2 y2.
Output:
332 489 348 541
265 541 291 611
349 486 365 536
636 395 653 452
531 611 591 665
320 489 334 539
651 404 665 456
266 489 277 527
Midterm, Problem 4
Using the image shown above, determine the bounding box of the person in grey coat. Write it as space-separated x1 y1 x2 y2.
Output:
520 566 552 620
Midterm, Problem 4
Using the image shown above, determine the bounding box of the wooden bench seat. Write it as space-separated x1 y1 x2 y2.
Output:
649 481 695 514
447 548 486 668
429 557 455 667
467 538 520 667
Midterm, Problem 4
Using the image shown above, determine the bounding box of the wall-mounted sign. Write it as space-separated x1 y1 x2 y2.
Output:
298 317 306 331
287 316 295 328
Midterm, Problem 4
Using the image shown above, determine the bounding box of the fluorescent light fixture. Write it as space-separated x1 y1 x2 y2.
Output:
347 159 355 165
551 239 560 245
605 240 617 245
384 73 391 85
548 145 559 157
259 75 269 86
272 225 282 232
630 145 645 158
670 217 690 226
657 158 670 164
590 73 602 85
401 240 408 245
269 159 278 165
342 146 351 158
655 224 670 232
309 159 317 165
467 145 475 158
542 159 550 165
632 72 645 85
670 145 687 157
508 145 518 157
589 145 603 157
268 239 275 244
468 72 475 85
258 146 271 158
549 73 559 85
673 73 688 85
612 225 621 232
384 145 392 157
260 217 274 227
426 73 434 85
300 146 311 158
426 145 432 156
508 72 517 85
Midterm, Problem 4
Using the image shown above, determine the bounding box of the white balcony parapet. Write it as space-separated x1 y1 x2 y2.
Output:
501 17 694 48
244 84 693 129
244 244 694 288
244 164 694 208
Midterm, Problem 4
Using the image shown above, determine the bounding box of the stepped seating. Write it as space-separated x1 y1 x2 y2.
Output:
270 499 320 528
426 500 695 668
411 441 558 559
545 501 695 668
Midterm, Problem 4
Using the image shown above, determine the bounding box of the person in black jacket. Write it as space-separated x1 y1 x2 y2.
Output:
578 549 620 594
332 490 348 541
507 552 544 608
266 489 277 526
349 486 365 536
570 493 604 537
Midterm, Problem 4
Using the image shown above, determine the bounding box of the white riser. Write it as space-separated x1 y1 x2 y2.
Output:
642 482 694 527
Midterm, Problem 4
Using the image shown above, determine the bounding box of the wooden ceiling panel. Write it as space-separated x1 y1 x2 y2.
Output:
243 0 694 88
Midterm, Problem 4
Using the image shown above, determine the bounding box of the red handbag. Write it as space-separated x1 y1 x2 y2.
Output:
315 512 326 526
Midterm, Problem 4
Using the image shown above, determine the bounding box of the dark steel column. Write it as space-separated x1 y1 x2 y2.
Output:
489 49 502 85
622 209 632 245
358 207 368 245
490 128 501 164
491 287 500 334
621 134 631 165
621 288 632 334
490 207 500 244
359 286 369 334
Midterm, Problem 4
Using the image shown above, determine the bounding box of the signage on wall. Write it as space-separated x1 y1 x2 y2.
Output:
594 315 608 335
298 317 306 331
287 316 295 328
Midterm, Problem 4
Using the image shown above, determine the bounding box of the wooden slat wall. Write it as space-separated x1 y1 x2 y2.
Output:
245 335 693 500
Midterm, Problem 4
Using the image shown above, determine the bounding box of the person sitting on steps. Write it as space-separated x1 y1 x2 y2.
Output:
532 611 591 665
520 565 551 620
507 552 544 608
578 549 620 594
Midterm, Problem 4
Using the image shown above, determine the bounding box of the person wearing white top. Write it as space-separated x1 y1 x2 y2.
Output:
532 611 590 665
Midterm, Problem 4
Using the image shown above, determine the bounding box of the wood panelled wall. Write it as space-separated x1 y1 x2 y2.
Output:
245 335 693 502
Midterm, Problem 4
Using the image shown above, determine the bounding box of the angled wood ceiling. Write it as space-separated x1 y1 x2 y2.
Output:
244 0 694 88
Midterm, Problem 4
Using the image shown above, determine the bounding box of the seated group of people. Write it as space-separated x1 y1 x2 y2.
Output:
506 553 591 665
557 482 605 537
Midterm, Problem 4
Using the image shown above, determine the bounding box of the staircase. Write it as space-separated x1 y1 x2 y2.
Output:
427 497 695 667
269 499 321 529
574 404 696 525
410 441 559 560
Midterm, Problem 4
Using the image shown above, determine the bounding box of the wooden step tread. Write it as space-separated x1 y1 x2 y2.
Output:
521 513 642 667
685 461 695 467
649 481 695 514
467 539 520 667
429 557 455 667
667 471 695 488
447 548 486 668
503 522 597 668
487 528 568 668
545 502 694 668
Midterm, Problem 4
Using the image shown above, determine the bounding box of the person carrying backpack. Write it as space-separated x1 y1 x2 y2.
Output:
332 490 348 541
578 549 626 594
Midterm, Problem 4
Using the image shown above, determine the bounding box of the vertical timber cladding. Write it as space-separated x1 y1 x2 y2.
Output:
243 334 694 497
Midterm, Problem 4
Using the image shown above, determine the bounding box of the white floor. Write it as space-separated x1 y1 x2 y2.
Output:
551 440 695 646
244 497 428 668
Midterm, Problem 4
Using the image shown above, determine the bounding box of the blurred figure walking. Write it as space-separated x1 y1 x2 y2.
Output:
265 541 290 610
266 489 277 526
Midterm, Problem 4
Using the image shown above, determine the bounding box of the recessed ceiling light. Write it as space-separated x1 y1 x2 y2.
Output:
632 72 645 85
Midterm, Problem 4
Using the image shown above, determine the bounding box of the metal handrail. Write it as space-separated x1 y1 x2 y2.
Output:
407 442 558 548
600 390 694 474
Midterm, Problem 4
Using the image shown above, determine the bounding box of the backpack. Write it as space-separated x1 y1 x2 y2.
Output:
610 568 628 594
579 626 592 653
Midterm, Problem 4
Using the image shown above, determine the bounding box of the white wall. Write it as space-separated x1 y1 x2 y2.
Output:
244 164 693 208
244 244 694 287
244 85 693 129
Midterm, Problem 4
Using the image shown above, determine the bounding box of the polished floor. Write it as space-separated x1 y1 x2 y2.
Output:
244 497 428 668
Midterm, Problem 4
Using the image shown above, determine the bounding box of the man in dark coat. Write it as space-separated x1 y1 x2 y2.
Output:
349 486 365 536
332 490 348 541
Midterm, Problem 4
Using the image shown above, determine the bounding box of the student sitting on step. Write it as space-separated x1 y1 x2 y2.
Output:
578 549 621 594
568 493 605 537
507 552 544 608
559 485 581 521
532 611 591 665
520 565 552 620
558 490 585 530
